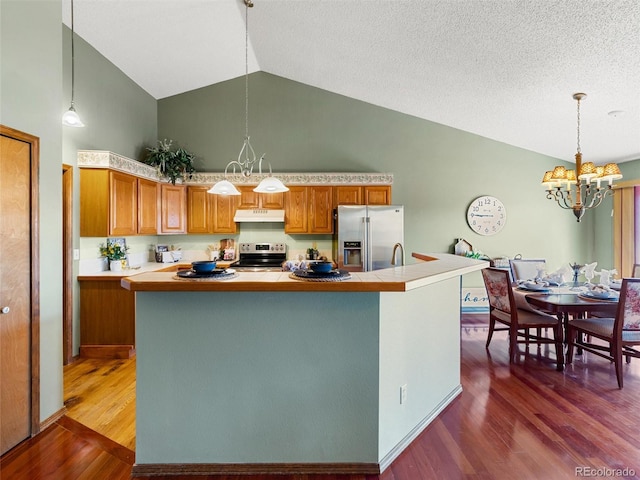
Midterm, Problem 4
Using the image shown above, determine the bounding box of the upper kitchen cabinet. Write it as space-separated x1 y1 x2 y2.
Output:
187 186 238 234
159 184 186 234
237 186 285 210
80 169 138 237
284 187 308 234
364 186 391 205
212 193 238 234
308 186 333 234
284 186 333 234
333 185 392 207
333 186 363 206
187 186 212 234
137 178 159 235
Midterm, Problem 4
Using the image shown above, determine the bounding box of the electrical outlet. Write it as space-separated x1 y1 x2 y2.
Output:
400 384 407 405
73 249 80 260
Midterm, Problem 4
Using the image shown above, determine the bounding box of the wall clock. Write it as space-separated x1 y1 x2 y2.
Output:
466 195 506 236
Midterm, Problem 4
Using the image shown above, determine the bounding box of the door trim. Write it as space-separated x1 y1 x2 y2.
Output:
0 124 40 437
62 164 73 365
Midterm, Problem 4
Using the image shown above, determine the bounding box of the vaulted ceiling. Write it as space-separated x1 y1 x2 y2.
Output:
63 0 640 164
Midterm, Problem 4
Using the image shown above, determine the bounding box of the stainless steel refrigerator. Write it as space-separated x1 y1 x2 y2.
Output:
335 205 404 272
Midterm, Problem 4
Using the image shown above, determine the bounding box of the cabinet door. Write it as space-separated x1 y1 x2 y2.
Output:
260 192 285 209
237 186 260 209
80 169 110 237
212 194 238 233
109 171 138 236
284 187 308 233
364 186 391 205
138 178 158 235
333 186 363 206
160 184 186 234
187 186 212 233
308 186 333 233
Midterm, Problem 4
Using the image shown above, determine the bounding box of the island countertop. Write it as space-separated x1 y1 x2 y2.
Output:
120 253 487 293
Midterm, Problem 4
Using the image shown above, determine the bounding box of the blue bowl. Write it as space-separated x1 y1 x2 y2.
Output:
310 261 333 273
191 261 217 273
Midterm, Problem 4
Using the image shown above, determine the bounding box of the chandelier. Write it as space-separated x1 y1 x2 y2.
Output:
208 0 288 196
62 0 84 127
541 93 622 221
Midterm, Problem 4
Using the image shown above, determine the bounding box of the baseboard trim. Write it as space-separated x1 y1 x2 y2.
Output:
378 384 463 472
39 406 67 433
131 462 381 477
79 345 135 359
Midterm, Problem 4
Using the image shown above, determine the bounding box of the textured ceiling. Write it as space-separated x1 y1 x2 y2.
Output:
63 0 640 164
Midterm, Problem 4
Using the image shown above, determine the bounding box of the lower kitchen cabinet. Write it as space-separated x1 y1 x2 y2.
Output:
79 278 135 359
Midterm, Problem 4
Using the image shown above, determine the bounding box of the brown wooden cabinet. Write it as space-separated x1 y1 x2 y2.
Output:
79 278 135 359
137 178 159 234
333 185 392 208
80 169 138 237
159 184 186 234
237 186 285 210
308 186 333 233
364 185 391 205
187 186 212 233
212 192 238 234
284 186 308 233
333 186 363 206
285 186 334 234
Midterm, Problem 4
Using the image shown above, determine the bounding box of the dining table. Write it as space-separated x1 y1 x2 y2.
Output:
513 285 620 369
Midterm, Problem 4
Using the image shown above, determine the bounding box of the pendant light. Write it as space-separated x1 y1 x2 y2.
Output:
208 0 287 195
62 0 84 127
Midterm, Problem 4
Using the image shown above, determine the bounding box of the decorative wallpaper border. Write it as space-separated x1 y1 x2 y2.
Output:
77 150 393 185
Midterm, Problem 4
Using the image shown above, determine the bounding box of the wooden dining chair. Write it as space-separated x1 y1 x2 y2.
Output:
509 258 546 282
481 267 563 370
567 278 640 388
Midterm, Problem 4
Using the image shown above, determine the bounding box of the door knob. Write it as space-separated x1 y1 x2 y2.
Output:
1 306 9 314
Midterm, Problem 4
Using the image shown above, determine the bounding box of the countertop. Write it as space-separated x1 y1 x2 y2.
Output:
120 253 487 293
77 260 236 281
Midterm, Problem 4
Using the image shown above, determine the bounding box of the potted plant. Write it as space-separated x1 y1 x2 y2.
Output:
144 139 196 185
99 242 130 271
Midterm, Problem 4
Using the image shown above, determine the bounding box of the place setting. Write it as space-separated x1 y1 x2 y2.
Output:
174 261 238 281
289 261 351 282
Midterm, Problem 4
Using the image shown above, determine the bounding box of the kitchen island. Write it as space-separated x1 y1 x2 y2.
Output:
121 253 486 477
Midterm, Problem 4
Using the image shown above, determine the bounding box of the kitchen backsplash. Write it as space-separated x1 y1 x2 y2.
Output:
78 226 334 273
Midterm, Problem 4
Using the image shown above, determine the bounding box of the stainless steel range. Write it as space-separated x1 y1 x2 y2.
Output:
231 243 287 271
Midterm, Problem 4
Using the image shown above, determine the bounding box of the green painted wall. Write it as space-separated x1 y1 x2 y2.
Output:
159 72 592 286
1 0 64 423
62 25 157 355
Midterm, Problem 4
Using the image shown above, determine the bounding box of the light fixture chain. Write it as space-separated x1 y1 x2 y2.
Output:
70 0 76 104
245 0 249 142
576 95 581 154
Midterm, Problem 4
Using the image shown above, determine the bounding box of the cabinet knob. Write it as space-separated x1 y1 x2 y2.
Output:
1 306 9 314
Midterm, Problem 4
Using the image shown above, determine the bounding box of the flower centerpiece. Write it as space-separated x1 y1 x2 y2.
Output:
99 242 130 271
144 139 196 185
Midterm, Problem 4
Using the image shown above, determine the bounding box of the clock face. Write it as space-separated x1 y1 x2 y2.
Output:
467 196 506 236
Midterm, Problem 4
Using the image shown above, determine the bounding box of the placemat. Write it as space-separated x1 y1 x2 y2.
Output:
289 270 351 282
173 272 238 281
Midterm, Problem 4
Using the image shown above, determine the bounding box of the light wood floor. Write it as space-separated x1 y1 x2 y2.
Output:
3 316 640 479
63 356 136 451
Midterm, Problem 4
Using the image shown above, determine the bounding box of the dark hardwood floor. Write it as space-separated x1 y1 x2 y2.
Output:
2 313 640 480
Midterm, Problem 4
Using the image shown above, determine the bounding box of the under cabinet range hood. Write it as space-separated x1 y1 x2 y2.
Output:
233 209 286 223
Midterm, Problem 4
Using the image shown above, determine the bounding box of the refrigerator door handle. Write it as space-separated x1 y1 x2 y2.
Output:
365 216 372 271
